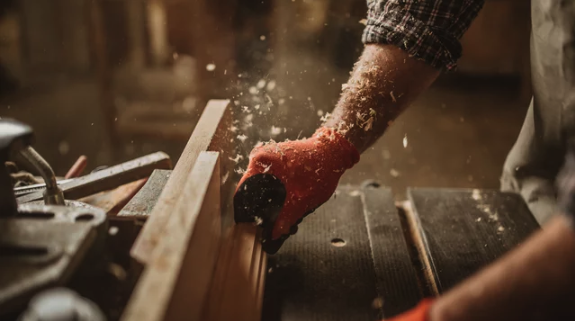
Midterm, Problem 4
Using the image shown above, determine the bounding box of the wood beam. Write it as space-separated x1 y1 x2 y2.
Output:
122 152 222 321
202 224 266 321
130 99 233 264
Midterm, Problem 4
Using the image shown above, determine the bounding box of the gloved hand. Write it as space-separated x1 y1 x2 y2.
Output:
234 127 359 253
383 300 434 321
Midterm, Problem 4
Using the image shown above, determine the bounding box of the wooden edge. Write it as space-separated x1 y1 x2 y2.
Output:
255 249 267 316
399 200 440 296
117 169 171 218
80 179 147 215
121 152 221 321
202 224 266 321
131 99 232 264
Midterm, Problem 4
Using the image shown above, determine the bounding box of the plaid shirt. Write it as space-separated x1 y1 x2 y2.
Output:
363 0 484 71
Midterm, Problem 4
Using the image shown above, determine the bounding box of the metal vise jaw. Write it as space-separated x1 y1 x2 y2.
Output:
0 119 107 316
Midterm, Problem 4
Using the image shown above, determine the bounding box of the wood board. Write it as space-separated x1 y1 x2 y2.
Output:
202 224 267 321
117 169 171 219
122 152 221 321
131 99 233 264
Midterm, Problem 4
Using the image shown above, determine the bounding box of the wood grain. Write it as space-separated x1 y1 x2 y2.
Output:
80 179 147 215
131 99 232 264
122 152 221 321
202 224 266 321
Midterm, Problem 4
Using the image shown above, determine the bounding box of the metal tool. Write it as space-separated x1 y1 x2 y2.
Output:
234 173 287 254
0 203 107 315
17 152 172 204
17 146 65 205
0 119 107 316
14 179 74 197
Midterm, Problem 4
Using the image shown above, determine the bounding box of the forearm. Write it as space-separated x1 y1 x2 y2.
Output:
430 215 575 321
325 45 439 153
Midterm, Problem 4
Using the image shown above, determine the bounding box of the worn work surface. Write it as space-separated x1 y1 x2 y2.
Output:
408 188 540 293
262 186 422 321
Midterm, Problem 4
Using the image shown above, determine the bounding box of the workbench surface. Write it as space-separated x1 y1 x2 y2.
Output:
262 186 539 320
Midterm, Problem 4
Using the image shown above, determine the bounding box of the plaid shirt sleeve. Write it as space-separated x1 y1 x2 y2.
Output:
362 0 484 71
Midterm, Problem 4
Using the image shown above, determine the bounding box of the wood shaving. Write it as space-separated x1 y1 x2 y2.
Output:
229 154 244 163
364 117 374 131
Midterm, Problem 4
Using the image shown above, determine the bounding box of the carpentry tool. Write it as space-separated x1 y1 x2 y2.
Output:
14 179 74 197
234 173 287 254
0 119 107 316
16 146 66 205
0 119 66 206
17 151 171 204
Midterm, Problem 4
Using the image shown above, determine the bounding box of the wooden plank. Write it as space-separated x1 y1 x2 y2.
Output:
202 224 266 321
122 152 221 321
117 169 171 218
80 179 147 215
361 187 423 318
406 188 540 294
131 99 233 264
262 188 381 321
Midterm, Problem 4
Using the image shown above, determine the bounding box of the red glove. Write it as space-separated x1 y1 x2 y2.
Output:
383 300 434 321
234 127 359 253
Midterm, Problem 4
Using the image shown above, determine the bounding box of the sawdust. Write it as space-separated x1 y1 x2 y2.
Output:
266 80 276 91
229 154 244 163
270 126 282 136
471 189 482 201
348 190 361 197
221 171 229 184
372 297 384 310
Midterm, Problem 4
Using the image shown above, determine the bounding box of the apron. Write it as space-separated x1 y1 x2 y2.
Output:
501 0 575 224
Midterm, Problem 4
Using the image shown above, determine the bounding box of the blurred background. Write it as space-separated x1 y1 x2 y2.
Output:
0 0 531 199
